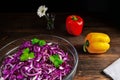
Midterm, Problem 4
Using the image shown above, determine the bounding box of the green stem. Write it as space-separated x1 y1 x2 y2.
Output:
83 40 89 52
72 16 78 21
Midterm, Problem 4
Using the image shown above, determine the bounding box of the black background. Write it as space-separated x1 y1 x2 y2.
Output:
0 0 120 27
0 0 110 13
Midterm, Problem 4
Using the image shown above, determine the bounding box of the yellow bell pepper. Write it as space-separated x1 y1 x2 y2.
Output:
83 32 110 54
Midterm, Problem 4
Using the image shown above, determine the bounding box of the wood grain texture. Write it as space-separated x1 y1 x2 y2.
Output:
0 13 120 80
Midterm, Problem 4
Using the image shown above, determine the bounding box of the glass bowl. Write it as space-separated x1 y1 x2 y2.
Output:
0 34 78 80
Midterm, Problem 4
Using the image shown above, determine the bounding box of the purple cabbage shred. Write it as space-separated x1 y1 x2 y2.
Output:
0 40 72 80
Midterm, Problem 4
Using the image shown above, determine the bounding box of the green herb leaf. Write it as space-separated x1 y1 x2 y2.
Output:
58 59 63 65
28 52 35 59
39 40 46 46
31 38 40 44
31 38 46 46
54 60 60 68
52 54 59 59
20 53 28 61
20 48 35 61
23 48 30 54
49 54 63 68
49 55 55 63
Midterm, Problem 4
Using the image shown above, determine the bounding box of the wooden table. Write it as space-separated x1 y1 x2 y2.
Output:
0 13 120 80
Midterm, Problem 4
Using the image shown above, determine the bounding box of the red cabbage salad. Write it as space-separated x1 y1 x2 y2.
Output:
0 38 72 80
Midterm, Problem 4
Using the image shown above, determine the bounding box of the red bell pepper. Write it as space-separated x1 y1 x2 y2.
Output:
66 15 84 36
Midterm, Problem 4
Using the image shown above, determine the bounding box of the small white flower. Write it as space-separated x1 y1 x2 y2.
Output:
37 5 48 18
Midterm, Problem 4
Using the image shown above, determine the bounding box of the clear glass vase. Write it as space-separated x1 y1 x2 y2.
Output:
46 13 55 30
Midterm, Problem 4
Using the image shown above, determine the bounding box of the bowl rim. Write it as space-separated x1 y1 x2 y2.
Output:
0 34 78 79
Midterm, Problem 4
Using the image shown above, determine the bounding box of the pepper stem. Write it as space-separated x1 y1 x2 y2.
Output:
83 40 89 52
72 16 78 21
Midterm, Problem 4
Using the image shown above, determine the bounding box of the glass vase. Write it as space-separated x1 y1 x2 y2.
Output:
46 13 55 30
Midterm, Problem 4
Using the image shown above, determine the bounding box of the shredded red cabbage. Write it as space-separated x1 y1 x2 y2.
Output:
0 40 72 80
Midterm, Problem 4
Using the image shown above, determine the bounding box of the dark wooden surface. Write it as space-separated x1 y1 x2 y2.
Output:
0 13 120 80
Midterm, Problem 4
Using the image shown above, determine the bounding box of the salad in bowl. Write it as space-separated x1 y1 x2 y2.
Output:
0 35 78 80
